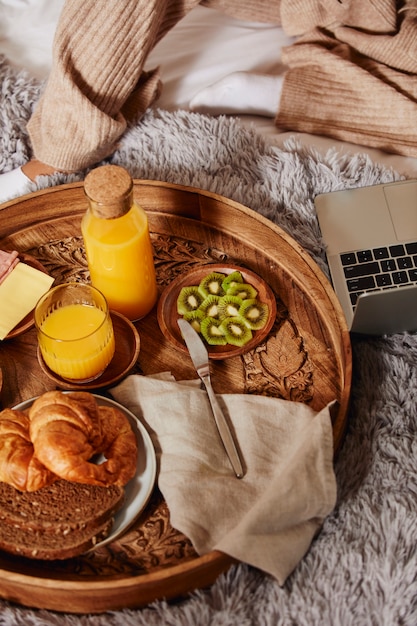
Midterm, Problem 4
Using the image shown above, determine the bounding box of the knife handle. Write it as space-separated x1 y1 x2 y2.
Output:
200 374 244 479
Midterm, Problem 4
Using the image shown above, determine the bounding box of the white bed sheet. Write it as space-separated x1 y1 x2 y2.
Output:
1 0 416 177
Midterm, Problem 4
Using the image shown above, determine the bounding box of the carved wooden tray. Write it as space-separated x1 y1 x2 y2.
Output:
0 180 352 614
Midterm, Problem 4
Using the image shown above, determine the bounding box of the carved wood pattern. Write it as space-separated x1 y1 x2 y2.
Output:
26 232 313 405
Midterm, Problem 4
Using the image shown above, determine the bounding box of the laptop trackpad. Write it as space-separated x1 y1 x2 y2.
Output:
383 182 417 241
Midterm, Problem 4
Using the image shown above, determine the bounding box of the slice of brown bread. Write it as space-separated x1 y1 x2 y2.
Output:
0 518 114 560
0 479 125 533
0 479 125 560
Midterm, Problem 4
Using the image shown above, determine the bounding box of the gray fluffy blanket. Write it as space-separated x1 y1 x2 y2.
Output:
1 56 416 626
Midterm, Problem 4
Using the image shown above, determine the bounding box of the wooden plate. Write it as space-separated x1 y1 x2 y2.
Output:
157 263 277 359
4 252 52 340
0 180 352 613
36 310 140 390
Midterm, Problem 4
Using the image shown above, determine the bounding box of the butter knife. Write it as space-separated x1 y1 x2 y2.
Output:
177 318 244 479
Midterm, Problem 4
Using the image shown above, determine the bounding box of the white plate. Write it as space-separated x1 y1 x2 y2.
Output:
13 393 157 552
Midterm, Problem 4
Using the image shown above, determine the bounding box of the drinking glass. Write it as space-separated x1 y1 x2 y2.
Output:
35 282 115 382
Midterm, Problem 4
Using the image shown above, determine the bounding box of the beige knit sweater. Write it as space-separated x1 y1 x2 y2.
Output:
27 0 417 171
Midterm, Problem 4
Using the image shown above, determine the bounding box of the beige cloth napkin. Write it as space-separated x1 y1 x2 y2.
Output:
111 373 337 585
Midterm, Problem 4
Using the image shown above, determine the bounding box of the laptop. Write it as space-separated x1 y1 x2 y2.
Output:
314 179 417 335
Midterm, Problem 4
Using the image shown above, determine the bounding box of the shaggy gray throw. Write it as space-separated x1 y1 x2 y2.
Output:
1 56 417 626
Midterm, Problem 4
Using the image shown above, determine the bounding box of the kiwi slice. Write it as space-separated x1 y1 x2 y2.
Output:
239 299 269 330
183 309 205 333
222 271 244 293
198 272 226 298
177 286 205 315
200 316 227 345
218 295 243 319
227 282 258 300
219 316 252 346
199 294 221 319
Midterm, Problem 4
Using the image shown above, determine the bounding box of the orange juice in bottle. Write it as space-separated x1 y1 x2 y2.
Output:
82 165 158 320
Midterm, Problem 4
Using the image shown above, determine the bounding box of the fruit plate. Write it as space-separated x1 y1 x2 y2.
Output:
157 263 277 360
13 394 157 550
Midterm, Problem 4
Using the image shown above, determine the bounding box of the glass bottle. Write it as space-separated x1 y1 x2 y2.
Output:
81 165 158 320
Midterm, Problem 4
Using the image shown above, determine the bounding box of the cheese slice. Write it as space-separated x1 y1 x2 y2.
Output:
0 262 54 340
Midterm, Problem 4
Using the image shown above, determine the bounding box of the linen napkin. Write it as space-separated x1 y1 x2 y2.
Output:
111 373 337 585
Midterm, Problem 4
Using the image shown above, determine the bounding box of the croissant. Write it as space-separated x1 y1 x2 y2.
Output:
29 391 137 487
29 390 103 449
93 406 138 486
0 408 56 492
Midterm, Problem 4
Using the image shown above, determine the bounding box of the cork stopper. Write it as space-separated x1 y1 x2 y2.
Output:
84 165 133 219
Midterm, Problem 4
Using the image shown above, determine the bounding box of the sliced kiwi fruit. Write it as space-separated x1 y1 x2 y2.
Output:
227 282 258 300
177 286 205 315
198 272 226 298
183 309 205 333
199 294 221 319
239 299 269 330
176 269 269 348
218 295 243 319
222 271 244 293
200 316 228 345
219 316 253 347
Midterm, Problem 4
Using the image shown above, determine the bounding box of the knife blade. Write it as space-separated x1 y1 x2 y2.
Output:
177 318 244 478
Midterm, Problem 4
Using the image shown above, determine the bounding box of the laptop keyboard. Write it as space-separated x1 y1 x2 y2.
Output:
341 241 417 309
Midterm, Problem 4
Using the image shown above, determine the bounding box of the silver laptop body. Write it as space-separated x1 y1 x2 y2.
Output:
314 179 417 335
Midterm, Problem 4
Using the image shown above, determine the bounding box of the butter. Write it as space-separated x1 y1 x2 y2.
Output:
0 262 54 340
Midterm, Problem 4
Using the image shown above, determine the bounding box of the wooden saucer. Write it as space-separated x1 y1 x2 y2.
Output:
36 310 140 390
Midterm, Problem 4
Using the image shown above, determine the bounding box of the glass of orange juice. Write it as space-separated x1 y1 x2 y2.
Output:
35 283 115 382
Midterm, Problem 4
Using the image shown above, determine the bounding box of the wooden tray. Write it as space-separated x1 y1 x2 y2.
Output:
0 180 352 614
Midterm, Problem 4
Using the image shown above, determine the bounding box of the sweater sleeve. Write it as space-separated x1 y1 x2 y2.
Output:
27 0 202 171
276 1 417 158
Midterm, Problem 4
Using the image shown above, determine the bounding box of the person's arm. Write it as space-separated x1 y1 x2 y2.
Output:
27 0 202 172
276 6 417 157
192 2 417 159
